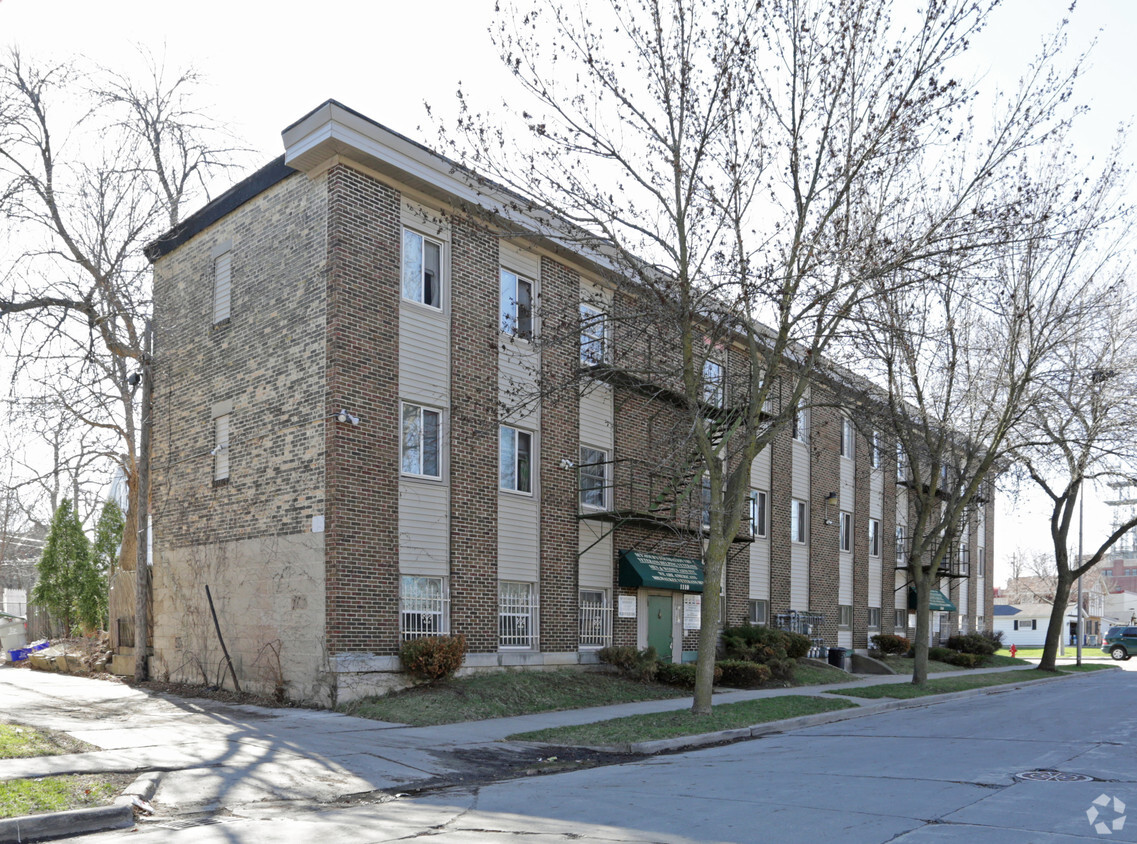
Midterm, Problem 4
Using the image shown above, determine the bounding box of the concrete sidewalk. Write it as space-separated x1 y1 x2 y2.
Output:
0 661 1086 837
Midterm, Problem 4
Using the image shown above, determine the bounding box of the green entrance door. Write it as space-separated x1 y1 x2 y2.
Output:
647 595 673 662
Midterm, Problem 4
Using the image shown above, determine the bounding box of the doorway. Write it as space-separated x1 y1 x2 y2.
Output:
647 594 674 662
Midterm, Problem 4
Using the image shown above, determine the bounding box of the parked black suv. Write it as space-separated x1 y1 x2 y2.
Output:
1101 626 1137 660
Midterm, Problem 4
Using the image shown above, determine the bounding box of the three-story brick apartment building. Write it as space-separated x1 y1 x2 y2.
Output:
143 101 994 704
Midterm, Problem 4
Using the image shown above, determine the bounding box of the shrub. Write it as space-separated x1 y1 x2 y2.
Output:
978 629 1005 650
721 624 799 682
871 633 910 656
656 661 722 688
928 646 955 663
717 660 773 688
946 633 998 656
945 651 984 668
399 634 466 681
598 645 659 682
782 631 812 660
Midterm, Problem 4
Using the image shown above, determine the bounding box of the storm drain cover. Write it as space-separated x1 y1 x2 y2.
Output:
156 818 227 830
1017 770 1094 782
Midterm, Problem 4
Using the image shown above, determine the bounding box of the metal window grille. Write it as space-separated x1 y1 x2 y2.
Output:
117 617 135 649
400 577 449 640
578 591 611 648
499 582 538 648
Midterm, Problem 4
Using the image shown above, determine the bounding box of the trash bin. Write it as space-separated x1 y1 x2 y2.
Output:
0 616 27 655
828 647 848 670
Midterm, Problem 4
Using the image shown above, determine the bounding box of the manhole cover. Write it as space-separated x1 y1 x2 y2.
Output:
1017 770 1094 782
157 818 227 830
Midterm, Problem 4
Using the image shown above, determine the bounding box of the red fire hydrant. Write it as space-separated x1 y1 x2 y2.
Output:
1010 644 1017 658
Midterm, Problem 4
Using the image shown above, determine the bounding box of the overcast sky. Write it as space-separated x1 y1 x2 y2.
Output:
3 0 1135 584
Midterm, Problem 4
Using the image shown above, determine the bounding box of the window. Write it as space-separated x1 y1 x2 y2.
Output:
839 512 852 552
791 499 807 544
840 418 854 459
401 229 442 309
749 599 768 625
978 547 986 577
1014 619 1038 631
870 430 881 468
869 519 881 557
500 269 533 339
895 526 907 567
580 304 607 365
702 359 724 406
499 581 537 648
959 545 970 574
894 609 907 628
213 413 230 483
213 251 232 324
701 475 712 529
792 406 808 442
401 403 441 478
868 607 881 629
579 446 608 509
896 443 907 481
839 605 853 628
749 490 768 538
499 426 533 493
579 589 611 648
400 576 448 639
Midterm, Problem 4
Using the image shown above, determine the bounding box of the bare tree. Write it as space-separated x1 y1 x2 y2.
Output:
439 0 1085 711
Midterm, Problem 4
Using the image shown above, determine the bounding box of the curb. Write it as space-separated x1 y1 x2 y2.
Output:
535 670 1088 755
0 770 160 844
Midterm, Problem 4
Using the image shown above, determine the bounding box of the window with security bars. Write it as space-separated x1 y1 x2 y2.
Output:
399 576 449 639
578 590 611 648
499 581 538 648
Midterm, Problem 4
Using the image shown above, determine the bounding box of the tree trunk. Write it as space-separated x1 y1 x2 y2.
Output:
692 536 727 715
1038 574 1073 672
911 566 932 685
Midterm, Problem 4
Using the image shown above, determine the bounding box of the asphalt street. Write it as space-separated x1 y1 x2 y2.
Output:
4 663 1135 843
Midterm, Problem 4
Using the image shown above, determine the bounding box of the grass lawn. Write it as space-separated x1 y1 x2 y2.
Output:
508 696 857 746
996 647 1044 658
789 660 853 686
876 653 1029 675
340 670 687 726
0 723 94 759
1055 663 1113 672
0 774 131 820
831 668 1070 700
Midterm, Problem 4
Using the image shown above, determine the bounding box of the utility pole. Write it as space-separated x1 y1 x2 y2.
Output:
134 319 152 681
1077 490 1084 666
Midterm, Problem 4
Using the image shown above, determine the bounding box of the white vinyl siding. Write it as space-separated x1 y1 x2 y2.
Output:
578 520 613 590
212 249 232 324
579 382 613 450
398 481 449 576
499 493 540 581
749 444 771 602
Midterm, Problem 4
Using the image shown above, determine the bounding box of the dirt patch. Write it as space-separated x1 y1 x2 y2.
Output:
128 679 315 711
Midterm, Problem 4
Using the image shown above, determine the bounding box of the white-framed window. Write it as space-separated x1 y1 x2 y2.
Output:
1013 619 1038 631
499 425 533 493
401 403 442 478
499 581 538 648
213 250 232 325
749 490 768 538
579 589 611 648
869 519 881 557
840 417 854 459
580 304 607 365
839 511 853 552
500 269 533 339
579 445 608 509
793 406 808 442
894 609 907 629
958 544 970 574
749 599 768 625
701 475 712 529
399 575 449 639
702 358 725 406
213 413 230 483
401 228 443 309
791 499 807 544
839 605 853 628
870 431 881 468
896 526 907 567
978 547 986 577
897 442 907 481
868 607 881 629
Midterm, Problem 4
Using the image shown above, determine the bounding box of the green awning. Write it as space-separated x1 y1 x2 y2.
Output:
619 550 704 593
908 588 957 612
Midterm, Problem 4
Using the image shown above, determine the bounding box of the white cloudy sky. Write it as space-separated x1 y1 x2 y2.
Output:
3 0 1135 584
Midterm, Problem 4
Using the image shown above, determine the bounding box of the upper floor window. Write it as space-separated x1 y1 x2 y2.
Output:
791 499 807 543
702 359 724 407
213 413 230 483
401 403 441 478
840 418 854 459
896 442 908 481
580 304 607 365
793 406 808 442
500 425 533 493
896 525 907 566
579 445 608 509
869 518 881 557
213 250 232 325
749 490 768 538
978 547 986 577
701 475 712 529
839 511 853 552
500 269 533 339
870 430 881 468
402 229 443 309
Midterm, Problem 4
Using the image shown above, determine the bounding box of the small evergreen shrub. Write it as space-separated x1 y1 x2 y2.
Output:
598 645 659 682
871 633 911 655
928 646 955 663
399 634 466 681
978 629 1005 650
945 651 984 668
656 661 722 688
946 633 998 656
782 631 812 659
721 624 799 682
717 660 773 688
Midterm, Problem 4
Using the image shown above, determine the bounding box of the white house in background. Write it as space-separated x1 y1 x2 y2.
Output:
1104 589 1137 627
993 602 1078 648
